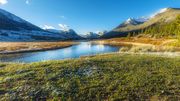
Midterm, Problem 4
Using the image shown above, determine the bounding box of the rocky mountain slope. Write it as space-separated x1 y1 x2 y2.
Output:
102 8 180 38
0 8 82 41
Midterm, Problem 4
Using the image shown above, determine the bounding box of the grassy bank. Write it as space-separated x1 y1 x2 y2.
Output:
93 37 180 52
0 53 180 100
0 42 77 54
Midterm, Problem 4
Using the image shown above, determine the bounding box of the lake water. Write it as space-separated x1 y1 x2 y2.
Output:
0 42 120 63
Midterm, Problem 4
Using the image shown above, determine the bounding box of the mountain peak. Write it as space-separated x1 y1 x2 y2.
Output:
118 17 148 28
125 18 134 24
125 18 141 24
102 7 180 38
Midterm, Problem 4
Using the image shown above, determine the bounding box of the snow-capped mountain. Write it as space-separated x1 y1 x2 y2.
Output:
0 8 81 41
102 8 180 38
43 26 83 40
83 32 99 39
0 9 42 31
118 17 148 27
83 31 107 39
59 29 83 40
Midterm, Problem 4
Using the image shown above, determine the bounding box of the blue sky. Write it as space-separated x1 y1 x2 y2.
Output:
0 0 180 34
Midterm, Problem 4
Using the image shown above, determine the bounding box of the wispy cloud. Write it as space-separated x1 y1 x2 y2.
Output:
0 0 8 5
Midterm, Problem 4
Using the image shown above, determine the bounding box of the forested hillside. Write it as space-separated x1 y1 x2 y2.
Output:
134 15 180 38
102 8 180 39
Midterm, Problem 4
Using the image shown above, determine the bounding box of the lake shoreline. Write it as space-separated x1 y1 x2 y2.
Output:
0 42 120 63
1 40 180 63
0 45 76 54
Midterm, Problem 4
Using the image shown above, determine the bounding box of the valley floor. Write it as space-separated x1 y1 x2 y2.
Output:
1 37 180 54
0 41 77 54
0 53 180 100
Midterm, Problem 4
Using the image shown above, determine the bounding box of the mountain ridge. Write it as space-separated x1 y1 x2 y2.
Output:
101 7 180 38
0 8 82 41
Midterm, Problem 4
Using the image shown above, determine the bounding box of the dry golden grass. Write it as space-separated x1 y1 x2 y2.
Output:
0 41 77 53
103 37 167 45
93 37 171 46
93 37 180 52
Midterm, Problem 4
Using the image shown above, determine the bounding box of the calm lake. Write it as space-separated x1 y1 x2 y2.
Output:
0 42 120 63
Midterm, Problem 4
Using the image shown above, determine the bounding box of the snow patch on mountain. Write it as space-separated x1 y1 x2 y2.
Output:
125 18 134 24
0 30 68 41
119 17 148 28
58 24 70 31
125 17 148 25
150 8 168 18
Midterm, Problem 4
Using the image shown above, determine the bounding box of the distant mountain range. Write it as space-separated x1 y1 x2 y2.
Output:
83 31 107 39
44 27 82 40
101 8 180 38
0 8 82 41
1 8 180 41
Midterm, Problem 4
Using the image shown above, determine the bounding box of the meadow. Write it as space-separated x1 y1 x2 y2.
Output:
0 53 179 100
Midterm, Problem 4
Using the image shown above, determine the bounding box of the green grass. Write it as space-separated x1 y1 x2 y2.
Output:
0 54 180 101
